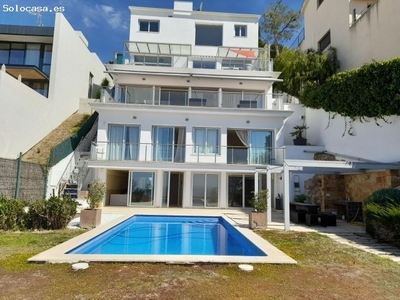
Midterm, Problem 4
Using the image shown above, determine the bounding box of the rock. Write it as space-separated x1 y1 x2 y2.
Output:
72 262 89 271
238 264 253 272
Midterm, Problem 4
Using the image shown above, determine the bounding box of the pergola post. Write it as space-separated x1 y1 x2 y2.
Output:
266 168 272 223
283 163 291 231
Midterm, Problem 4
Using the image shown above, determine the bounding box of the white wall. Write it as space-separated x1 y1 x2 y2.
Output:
0 13 108 159
301 0 400 71
0 68 50 158
306 108 400 162
129 6 259 48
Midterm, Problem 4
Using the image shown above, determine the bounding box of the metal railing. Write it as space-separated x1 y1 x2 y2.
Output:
90 142 285 166
350 1 378 27
113 42 274 72
290 28 305 49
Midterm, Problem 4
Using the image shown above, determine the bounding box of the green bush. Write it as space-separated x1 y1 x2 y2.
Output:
0 197 27 230
294 194 307 203
250 190 268 212
26 196 78 230
364 188 400 247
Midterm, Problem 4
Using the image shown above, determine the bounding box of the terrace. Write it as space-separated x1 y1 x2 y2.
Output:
90 142 285 166
113 42 273 72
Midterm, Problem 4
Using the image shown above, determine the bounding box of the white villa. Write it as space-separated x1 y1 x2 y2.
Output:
89 1 301 210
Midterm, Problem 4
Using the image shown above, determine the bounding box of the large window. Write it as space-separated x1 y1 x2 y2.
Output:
139 20 159 32
108 125 140 161
192 174 219 207
195 25 223 46
234 25 247 37
318 30 331 52
193 60 216 69
129 172 155 206
193 128 220 154
133 55 171 67
228 175 254 208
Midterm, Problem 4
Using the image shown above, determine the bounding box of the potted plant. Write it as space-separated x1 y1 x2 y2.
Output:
290 125 309 145
249 189 268 229
294 194 307 203
80 180 106 229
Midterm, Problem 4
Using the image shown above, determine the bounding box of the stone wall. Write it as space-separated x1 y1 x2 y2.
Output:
305 170 399 212
0 158 46 201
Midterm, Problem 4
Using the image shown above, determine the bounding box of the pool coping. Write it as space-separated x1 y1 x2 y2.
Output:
28 213 297 264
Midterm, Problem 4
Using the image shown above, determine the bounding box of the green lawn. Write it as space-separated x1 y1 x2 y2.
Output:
0 230 399 300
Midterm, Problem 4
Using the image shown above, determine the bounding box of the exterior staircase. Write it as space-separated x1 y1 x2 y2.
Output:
59 118 98 198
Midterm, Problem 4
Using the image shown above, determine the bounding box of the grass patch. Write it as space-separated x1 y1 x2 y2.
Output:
22 113 90 165
0 230 399 299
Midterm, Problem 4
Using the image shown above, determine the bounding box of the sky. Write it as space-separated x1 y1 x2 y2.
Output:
0 0 304 63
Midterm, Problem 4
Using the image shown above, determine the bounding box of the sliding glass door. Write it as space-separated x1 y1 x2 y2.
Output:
129 172 155 206
228 175 254 208
152 127 186 162
192 174 219 207
108 125 139 160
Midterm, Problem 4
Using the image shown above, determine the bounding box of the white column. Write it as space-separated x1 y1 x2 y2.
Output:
283 163 291 231
154 170 163 207
218 88 222 107
267 168 272 223
114 84 120 102
220 172 227 208
254 171 259 193
182 171 192 208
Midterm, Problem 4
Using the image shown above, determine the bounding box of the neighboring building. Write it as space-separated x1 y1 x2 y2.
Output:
0 13 108 159
298 0 400 163
300 0 400 71
89 1 296 208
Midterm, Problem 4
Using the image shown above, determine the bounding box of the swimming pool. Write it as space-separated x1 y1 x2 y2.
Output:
67 215 266 256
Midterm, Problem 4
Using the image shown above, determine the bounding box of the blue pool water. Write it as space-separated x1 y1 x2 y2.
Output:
67 215 266 256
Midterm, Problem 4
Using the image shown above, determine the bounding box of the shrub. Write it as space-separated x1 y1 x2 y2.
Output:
250 190 268 212
0 197 27 230
364 188 400 247
87 180 106 209
26 196 78 230
294 194 307 203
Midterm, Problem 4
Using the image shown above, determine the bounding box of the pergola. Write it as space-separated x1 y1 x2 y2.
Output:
265 159 400 231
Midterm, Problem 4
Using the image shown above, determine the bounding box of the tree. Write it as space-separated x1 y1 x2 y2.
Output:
274 47 340 98
260 0 301 56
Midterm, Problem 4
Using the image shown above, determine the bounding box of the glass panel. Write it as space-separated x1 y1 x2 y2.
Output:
25 44 40 67
0 43 10 64
228 176 243 207
158 57 171 66
162 172 169 207
139 21 148 32
206 129 219 154
244 175 254 207
124 126 139 160
9 43 25 64
193 128 206 153
149 21 159 32
192 174 205 207
152 127 174 161
108 125 124 160
250 130 272 164
127 86 153 104
43 45 52 64
130 172 154 206
206 174 219 207
193 61 216 69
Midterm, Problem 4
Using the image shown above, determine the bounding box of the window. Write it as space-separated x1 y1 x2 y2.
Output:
139 20 159 32
318 30 331 52
0 43 10 65
317 0 324 8
133 55 171 67
234 25 247 37
193 60 216 69
129 172 155 206
193 128 220 154
192 174 219 207
195 25 223 46
108 125 140 161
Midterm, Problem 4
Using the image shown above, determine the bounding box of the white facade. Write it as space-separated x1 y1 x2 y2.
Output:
301 0 400 71
299 0 400 163
0 14 108 159
89 1 299 209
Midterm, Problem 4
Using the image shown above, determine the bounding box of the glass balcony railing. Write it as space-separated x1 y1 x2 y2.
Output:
90 142 285 166
112 42 274 72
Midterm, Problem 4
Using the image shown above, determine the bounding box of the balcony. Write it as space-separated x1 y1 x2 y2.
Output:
101 87 290 111
90 142 285 166
113 42 274 72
